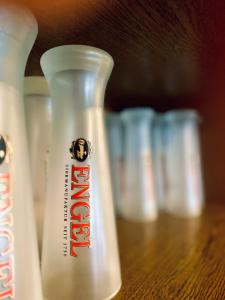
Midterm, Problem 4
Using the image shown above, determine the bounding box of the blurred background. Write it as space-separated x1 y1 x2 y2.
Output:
17 0 225 204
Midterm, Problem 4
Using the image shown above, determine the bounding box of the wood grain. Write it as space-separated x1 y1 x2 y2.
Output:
114 203 225 299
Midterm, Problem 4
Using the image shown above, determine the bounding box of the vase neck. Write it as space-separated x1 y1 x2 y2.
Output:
41 45 114 109
49 69 109 109
0 34 27 90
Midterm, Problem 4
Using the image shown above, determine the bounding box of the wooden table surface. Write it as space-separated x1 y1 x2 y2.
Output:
114 203 225 300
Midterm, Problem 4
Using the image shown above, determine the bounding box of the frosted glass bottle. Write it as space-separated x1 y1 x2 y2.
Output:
105 112 123 214
41 45 121 300
120 108 158 222
24 76 51 253
0 3 43 300
163 110 204 217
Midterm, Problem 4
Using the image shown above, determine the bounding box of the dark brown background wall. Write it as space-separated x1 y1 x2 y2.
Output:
16 0 225 202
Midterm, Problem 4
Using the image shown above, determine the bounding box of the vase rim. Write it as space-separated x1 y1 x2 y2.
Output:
163 109 201 123
0 3 38 43
121 107 156 122
40 45 114 79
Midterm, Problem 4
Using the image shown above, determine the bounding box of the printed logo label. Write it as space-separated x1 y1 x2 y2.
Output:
0 136 7 165
63 138 92 258
0 173 15 299
70 138 91 162
0 136 12 166
0 135 15 298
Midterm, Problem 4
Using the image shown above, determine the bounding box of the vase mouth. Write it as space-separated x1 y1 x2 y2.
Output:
0 2 38 44
121 107 156 122
40 45 114 80
24 76 49 97
164 109 201 123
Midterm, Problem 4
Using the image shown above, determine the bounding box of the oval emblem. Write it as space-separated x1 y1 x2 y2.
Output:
0 135 7 165
70 138 90 162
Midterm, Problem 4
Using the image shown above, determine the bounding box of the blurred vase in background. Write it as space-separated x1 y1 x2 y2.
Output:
0 3 43 299
153 113 166 210
105 112 124 214
41 45 121 300
24 76 52 254
163 110 204 217
120 108 158 222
